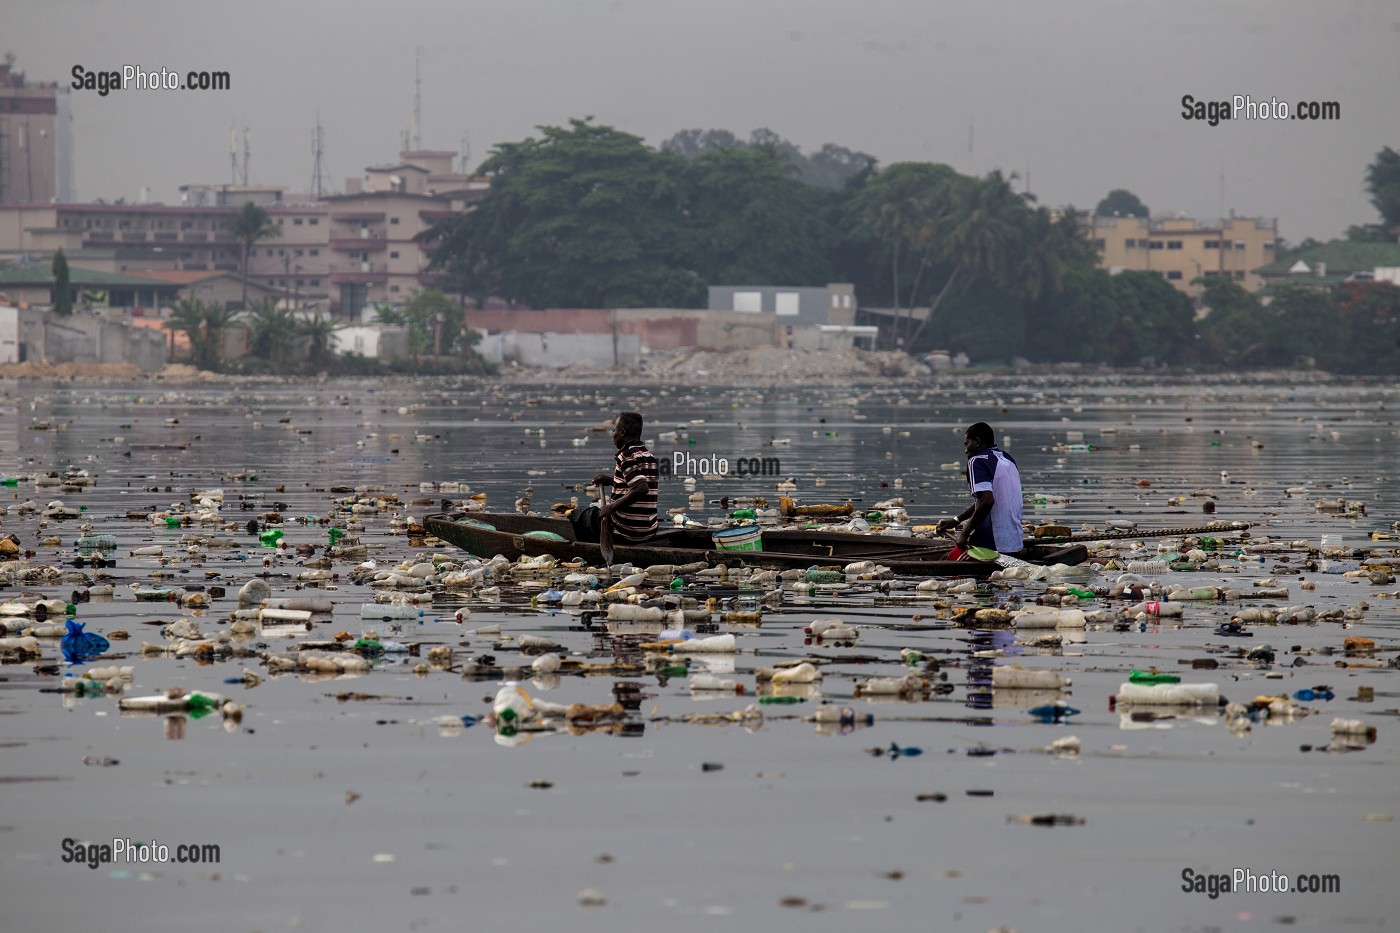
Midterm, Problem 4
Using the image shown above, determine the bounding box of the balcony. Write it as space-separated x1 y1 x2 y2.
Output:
331 211 385 223
330 233 387 251
120 231 148 242
153 232 179 242
329 262 388 285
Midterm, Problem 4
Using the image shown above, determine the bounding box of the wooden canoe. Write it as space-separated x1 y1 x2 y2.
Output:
422 512 1088 577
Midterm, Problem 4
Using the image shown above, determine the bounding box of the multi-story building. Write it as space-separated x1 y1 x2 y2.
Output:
0 58 73 203
0 150 485 316
1087 214 1279 296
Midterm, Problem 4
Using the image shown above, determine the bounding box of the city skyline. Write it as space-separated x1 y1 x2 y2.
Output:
6 0 1399 242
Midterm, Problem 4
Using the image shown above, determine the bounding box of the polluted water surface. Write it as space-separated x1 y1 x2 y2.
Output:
0 374 1396 933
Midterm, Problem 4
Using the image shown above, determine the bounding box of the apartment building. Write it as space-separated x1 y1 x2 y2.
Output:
0 150 485 315
1088 215 1279 295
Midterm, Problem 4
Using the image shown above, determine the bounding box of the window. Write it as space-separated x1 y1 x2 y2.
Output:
1093 239 1106 249
1204 270 1219 277
294 249 302 257
389 251 399 259
1166 270 1183 280
309 218 318 225
775 293 800 316
1263 241 1275 249
390 217 400 225
1149 241 1164 250
293 218 303 226
278 248 285 256
310 279 320 286
309 249 319 256
733 291 762 312
1235 241 1246 250
1167 240 1182 250
1204 240 1219 249
1125 238 1136 248
1234 270 1246 278
390 285 400 293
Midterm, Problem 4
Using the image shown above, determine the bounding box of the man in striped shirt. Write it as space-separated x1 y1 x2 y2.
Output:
591 411 659 543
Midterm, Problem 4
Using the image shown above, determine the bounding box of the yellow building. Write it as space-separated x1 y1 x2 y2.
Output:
1088 215 1278 296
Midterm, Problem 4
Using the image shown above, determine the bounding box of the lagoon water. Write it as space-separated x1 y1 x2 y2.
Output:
0 374 1397 933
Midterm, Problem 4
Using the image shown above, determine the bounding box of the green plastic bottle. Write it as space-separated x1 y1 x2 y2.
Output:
1 477 19 487
758 695 803 705
1067 586 1097 601
165 516 181 528
669 577 684 591
730 508 756 520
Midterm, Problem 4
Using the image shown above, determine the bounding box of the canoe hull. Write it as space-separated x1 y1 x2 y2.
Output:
423 513 1087 577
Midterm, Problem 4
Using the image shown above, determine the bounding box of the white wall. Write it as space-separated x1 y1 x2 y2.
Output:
0 307 17 363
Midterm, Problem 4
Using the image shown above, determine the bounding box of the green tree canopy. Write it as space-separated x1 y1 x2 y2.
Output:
442 119 701 309
1365 146 1400 229
682 145 831 286
1095 189 1150 218
51 248 72 316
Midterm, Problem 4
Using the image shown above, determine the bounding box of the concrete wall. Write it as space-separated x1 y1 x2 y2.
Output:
467 308 781 351
14 311 166 371
479 331 641 368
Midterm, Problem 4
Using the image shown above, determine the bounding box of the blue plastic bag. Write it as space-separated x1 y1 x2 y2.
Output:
61 620 109 663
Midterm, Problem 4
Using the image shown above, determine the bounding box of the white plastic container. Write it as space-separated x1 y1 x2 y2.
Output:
1014 608 1087 629
672 633 737 653
992 665 1067 689
359 604 424 621
1116 682 1220 706
606 604 664 622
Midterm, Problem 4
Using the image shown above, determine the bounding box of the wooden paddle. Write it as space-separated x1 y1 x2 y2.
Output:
598 485 614 576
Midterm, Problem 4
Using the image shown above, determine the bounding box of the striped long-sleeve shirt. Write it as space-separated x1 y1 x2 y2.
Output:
611 443 659 542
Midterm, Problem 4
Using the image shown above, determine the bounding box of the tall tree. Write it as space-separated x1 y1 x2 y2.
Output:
683 145 830 286
224 202 279 311
906 170 1028 350
1365 146 1400 230
51 248 73 316
455 119 701 308
1095 189 1150 218
847 162 962 345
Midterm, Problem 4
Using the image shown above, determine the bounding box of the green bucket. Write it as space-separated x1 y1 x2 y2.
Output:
713 524 763 552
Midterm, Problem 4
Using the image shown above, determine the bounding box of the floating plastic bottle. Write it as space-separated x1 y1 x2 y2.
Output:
1115 682 1220 706
75 534 117 550
991 665 1067 689
492 685 533 724
1122 601 1185 618
359 604 424 621
1129 669 1180 684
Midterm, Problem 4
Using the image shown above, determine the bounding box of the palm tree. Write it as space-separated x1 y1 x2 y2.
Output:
906 171 1024 350
243 300 297 363
163 298 208 364
297 312 342 367
224 202 279 311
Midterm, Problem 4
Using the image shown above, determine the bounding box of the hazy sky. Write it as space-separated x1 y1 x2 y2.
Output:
10 0 1399 241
